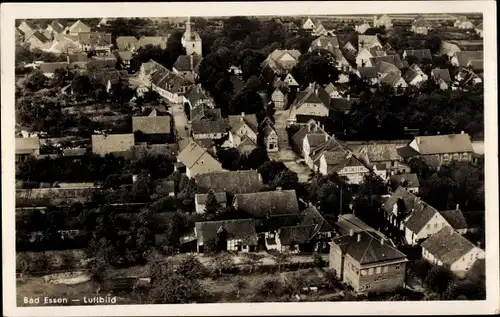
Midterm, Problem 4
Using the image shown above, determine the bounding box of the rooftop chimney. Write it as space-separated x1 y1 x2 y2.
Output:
461 130 465 134
349 229 354 237
381 238 385 245
456 204 460 210
357 233 361 242
276 187 282 191
347 94 350 101
477 241 481 248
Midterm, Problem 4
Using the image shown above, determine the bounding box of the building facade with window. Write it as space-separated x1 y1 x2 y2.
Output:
329 231 408 294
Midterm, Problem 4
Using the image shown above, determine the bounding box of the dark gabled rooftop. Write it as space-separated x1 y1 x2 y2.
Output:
194 170 264 195
331 230 407 265
195 218 258 245
233 189 300 218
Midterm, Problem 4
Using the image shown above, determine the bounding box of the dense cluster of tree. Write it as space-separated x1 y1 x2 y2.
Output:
304 173 353 218
292 49 341 87
216 147 270 171
324 83 484 140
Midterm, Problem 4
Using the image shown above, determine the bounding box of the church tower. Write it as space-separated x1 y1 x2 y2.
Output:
181 17 202 56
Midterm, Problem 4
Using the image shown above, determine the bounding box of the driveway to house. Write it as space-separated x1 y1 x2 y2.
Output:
274 109 292 151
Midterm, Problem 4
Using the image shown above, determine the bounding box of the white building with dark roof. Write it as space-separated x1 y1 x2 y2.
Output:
421 226 485 277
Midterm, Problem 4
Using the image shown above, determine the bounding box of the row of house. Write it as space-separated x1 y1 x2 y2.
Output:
381 186 484 278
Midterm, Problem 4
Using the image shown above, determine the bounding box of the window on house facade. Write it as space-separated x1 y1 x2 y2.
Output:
427 224 431 230
361 269 367 276
434 223 438 228
368 268 374 275
383 266 388 273
463 153 469 159
443 154 450 161
453 153 459 159
395 264 400 270
375 267 381 274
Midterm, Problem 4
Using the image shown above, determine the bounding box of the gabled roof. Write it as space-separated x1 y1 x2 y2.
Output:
233 189 300 218
403 49 433 62
186 84 213 106
78 32 112 46
439 209 468 230
87 57 118 70
48 20 65 34
278 225 319 245
358 67 377 79
116 36 138 51
475 23 483 31
404 200 440 234
136 36 168 49
421 226 477 266
177 139 222 170
173 54 203 72
15 137 40 155
327 155 367 174
69 20 91 33
332 231 407 265
412 17 431 28
380 73 406 88
371 54 406 70
300 205 334 233
390 173 420 188
402 65 422 83
454 51 483 67
195 219 258 245
335 214 376 236
116 51 133 62
26 30 50 43
306 133 329 148
194 170 264 195
265 214 303 233
413 133 473 155
310 35 339 50
88 68 127 86
228 113 259 134
262 49 302 72
191 118 229 135
132 114 171 134
431 68 452 83
358 35 382 49
191 106 222 122
296 82 331 109
381 186 420 215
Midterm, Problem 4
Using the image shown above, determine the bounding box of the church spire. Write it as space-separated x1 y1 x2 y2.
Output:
186 16 192 35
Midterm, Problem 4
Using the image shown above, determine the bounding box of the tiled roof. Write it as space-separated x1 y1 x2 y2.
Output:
296 82 331 109
136 36 168 50
88 68 126 86
358 35 381 49
132 143 178 160
402 66 421 83
439 41 461 57
335 213 376 236
228 114 259 134
380 73 406 88
116 36 138 51
431 68 452 83
78 32 112 46
91 134 135 156
263 49 301 71
381 186 420 215
358 67 377 79
475 23 483 31
421 226 476 266
67 53 89 63
454 51 483 67
195 192 227 205
69 20 91 33
132 115 171 134
186 84 213 106
327 155 366 174
49 20 65 34
173 54 202 71
358 143 402 162
412 17 431 28
265 214 303 232
62 147 87 157
15 137 40 155
371 54 406 70
27 31 50 43
233 189 300 218
403 49 433 61
278 225 318 245
331 231 407 265
191 106 222 122
194 170 264 195
177 139 220 169
195 219 258 245
413 133 473 155
439 209 468 230
87 57 118 70
310 35 339 50
300 205 334 233
404 201 440 233
390 173 420 188
191 118 229 135
306 133 329 148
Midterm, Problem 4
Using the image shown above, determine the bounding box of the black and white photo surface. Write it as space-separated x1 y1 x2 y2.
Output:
1 1 498 316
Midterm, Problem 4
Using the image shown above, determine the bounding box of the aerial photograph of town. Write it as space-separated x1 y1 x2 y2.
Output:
13 12 486 306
